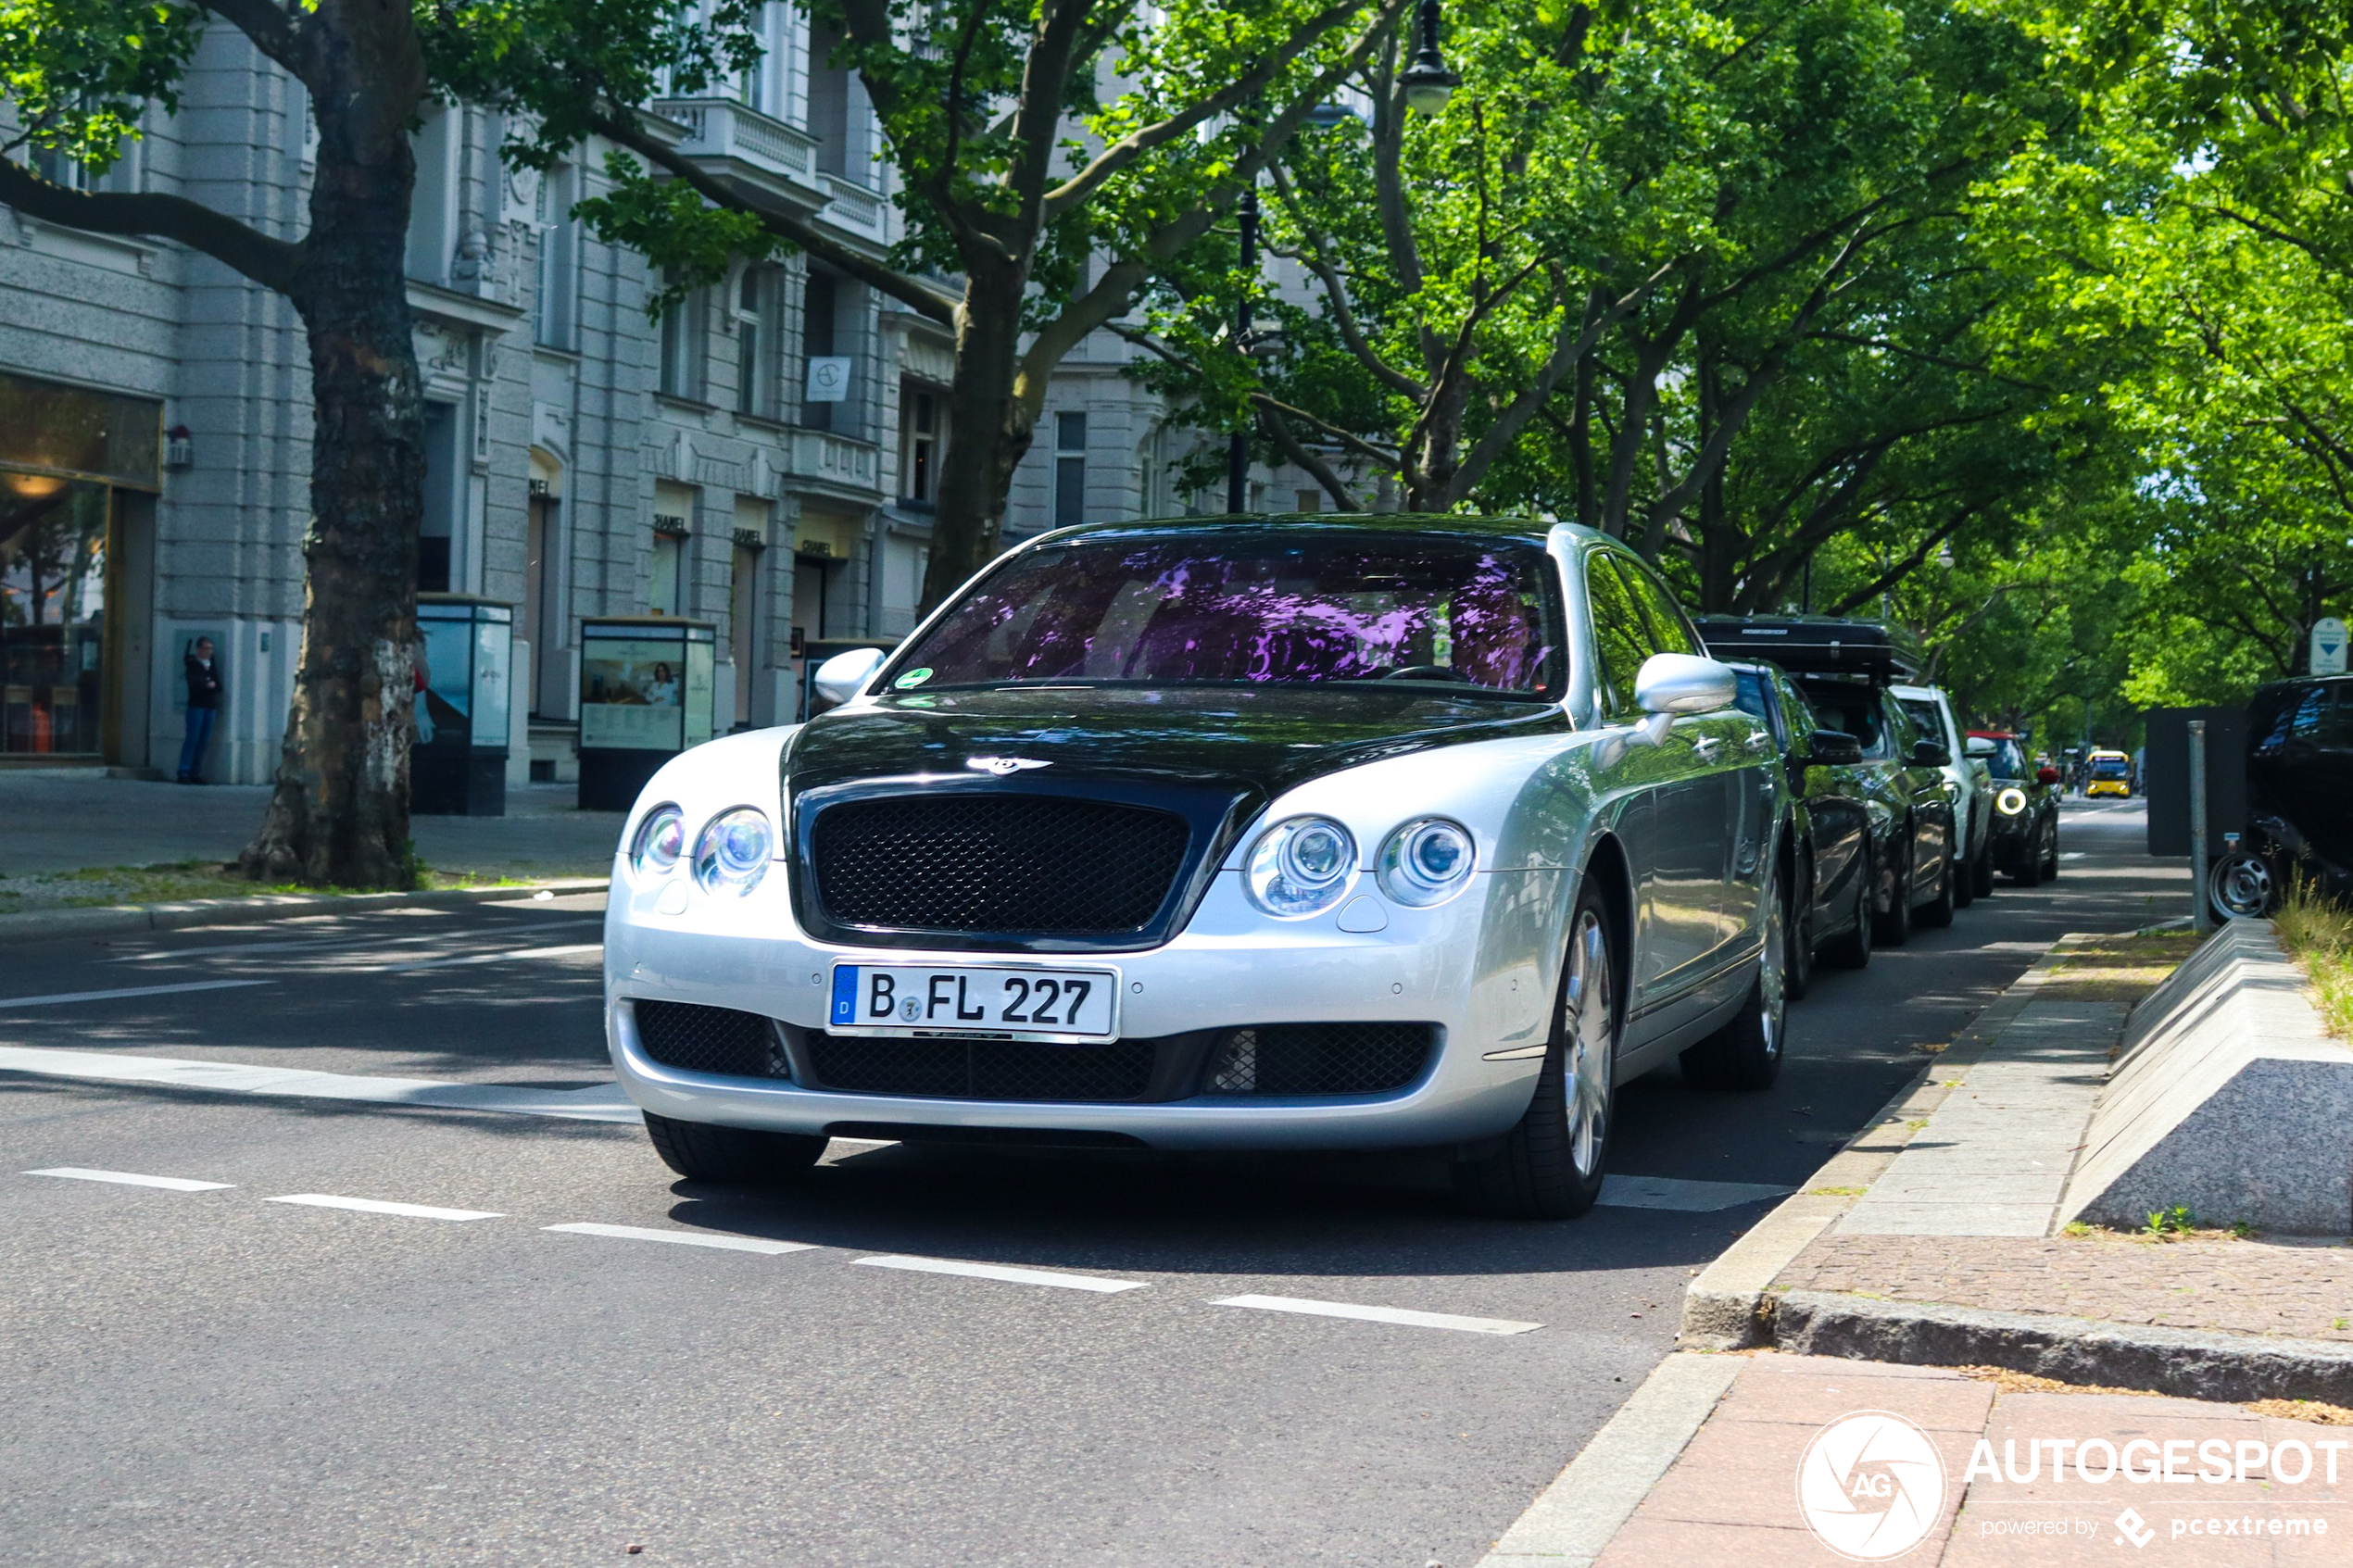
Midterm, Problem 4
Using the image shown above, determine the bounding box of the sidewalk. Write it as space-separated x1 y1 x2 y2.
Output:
1583 1350 2350 1565
1478 928 2353 1563
0 771 622 912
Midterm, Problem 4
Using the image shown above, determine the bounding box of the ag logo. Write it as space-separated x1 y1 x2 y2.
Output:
1795 1411 1946 1560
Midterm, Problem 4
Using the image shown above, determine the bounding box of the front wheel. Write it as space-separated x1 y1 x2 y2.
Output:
645 1112 827 1185
1970 842 1995 900
1827 850 1873 970
1785 855 1816 1002
2209 851 2275 920
2041 821 2061 881
1455 887 1618 1220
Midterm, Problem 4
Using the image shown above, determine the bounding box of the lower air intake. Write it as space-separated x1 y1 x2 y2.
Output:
634 1001 789 1080
1203 1022 1437 1096
805 1033 1155 1102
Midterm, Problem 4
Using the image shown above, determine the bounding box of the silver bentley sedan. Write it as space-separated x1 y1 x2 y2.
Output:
602 515 1788 1218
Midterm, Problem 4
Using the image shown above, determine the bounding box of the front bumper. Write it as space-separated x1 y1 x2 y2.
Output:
604 855 1565 1150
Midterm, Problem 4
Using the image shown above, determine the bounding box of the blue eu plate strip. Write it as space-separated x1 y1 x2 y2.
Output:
830 966 859 1026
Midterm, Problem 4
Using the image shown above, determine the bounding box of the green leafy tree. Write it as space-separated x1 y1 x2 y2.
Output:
3 0 434 887
433 0 1411 610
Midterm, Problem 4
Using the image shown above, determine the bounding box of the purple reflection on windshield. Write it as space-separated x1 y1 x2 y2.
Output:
900 533 1562 694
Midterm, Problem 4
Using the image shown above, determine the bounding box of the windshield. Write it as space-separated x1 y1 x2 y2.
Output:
2091 755 2129 778
888 532 1566 696
1978 737 2029 778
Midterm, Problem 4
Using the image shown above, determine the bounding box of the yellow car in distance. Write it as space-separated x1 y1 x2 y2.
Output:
2085 748 2133 797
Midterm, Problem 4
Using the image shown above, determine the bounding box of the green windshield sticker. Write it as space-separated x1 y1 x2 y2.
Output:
893 667 935 690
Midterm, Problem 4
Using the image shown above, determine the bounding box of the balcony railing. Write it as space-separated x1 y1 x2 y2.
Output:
651 98 824 211
790 427 883 496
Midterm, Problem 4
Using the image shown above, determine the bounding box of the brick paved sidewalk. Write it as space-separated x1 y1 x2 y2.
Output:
1598 1352 2353 1565
1780 1232 2353 1347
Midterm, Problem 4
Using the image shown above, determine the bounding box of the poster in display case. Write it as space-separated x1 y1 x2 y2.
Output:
578 617 715 809
412 594 513 815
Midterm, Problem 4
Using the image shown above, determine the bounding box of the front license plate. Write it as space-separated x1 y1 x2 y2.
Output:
828 964 1119 1041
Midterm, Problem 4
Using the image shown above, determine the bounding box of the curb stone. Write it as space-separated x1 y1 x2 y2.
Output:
0 878 610 946
1772 1289 2353 1405
1472 1352 1743 1568
1678 935 2092 1350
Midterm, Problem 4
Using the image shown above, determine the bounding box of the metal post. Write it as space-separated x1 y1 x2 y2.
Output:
2188 719 2211 934
1227 183 1259 515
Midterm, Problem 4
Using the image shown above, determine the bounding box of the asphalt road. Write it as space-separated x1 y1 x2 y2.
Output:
0 797 2180 1567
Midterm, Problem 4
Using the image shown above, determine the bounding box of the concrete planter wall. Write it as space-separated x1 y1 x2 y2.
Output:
2062 922 2353 1236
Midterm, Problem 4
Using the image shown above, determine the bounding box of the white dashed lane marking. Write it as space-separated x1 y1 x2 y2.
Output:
1212 1294 1542 1336
0 979 273 1010
25 1167 234 1192
851 1254 1146 1293
545 1223 817 1255
266 1194 503 1222
0 1046 637 1123
375 944 602 973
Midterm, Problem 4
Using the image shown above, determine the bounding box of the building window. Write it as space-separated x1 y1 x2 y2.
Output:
407 107 457 283
650 521 687 615
534 165 578 351
800 271 839 432
33 143 138 194
900 386 941 503
807 20 871 183
1053 411 1087 528
658 274 708 401
737 265 785 419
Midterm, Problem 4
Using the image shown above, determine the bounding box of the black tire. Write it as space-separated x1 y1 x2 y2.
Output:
2041 821 2060 881
1827 849 1874 970
1970 842 1995 900
1785 854 1816 1002
1680 872 1789 1091
1455 885 1618 1220
644 1111 827 1185
1872 835 1914 947
1917 842 1957 928
2012 832 2043 886
1953 833 1976 909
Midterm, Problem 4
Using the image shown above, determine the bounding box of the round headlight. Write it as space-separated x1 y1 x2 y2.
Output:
1245 816 1358 917
1996 787 2028 816
1378 818 1477 907
631 805 686 878
693 808 773 897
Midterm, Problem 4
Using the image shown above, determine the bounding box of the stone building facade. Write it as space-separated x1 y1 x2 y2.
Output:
0 18 1344 784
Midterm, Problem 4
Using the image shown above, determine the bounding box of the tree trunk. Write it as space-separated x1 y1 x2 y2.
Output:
238 107 423 888
918 260 1034 614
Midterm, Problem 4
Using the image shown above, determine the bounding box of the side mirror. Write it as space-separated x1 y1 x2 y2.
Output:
1911 737 1953 769
813 646 887 707
2036 765 2061 785
1805 729 1864 768
1633 652 1738 717
1965 735 1995 758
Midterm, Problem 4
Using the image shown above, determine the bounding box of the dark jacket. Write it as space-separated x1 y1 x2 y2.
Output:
184 653 221 710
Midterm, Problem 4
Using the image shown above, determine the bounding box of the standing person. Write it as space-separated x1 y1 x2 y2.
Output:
179 636 221 784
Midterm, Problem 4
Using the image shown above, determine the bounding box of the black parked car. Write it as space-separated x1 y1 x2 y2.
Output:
1701 617 1957 957
2224 675 2353 914
1727 660 1870 998
1967 730 2062 884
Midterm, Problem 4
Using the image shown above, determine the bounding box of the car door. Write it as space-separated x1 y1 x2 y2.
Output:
1609 557 1758 976
1778 670 1866 931
1581 555 1716 1022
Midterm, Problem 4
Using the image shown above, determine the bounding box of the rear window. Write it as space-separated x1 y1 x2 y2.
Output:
1800 680 1894 760
1897 697 1944 746
890 530 1565 696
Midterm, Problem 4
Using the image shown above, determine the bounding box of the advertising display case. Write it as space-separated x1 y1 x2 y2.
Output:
412 594 514 816
578 616 715 810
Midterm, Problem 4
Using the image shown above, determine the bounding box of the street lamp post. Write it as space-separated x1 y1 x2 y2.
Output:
1227 181 1258 515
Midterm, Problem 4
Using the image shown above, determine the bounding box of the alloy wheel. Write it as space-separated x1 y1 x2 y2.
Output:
1562 908 1614 1180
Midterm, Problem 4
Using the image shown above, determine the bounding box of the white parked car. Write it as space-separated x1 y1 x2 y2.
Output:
1891 683 1993 902
603 516 1790 1218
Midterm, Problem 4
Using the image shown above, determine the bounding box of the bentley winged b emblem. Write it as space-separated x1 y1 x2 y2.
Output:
965 756 1051 776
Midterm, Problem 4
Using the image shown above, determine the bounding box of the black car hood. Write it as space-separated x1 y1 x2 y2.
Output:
783 684 1568 802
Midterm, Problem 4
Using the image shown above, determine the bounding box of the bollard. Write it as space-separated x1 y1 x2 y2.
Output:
2188 719 2211 935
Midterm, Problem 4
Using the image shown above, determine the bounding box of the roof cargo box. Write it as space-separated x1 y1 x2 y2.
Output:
1692 614 1923 685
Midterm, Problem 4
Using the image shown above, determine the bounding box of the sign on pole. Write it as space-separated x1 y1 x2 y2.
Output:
2315 616 2349 677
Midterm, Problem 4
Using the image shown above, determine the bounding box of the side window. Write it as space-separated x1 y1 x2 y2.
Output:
2291 686 2331 738
1611 558 1702 658
1583 555 1648 715
2322 684 2353 746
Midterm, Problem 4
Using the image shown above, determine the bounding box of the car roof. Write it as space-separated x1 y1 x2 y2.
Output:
1026 512 1566 549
